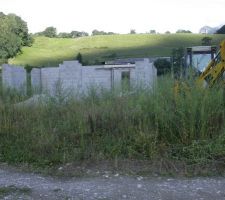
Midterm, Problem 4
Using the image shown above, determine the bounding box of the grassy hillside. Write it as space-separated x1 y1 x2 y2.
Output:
9 34 225 67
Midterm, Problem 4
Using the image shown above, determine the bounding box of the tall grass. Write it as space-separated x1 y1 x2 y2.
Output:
0 76 225 166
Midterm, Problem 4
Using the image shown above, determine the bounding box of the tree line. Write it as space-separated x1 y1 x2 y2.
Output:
34 27 89 38
35 27 117 38
35 27 197 38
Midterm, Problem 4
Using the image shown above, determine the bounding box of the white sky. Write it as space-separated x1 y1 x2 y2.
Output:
1 0 225 34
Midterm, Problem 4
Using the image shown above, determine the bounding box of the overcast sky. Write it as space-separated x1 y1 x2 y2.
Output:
1 0 225 34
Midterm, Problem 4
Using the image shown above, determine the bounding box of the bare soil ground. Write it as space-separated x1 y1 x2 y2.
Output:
0 161 225 200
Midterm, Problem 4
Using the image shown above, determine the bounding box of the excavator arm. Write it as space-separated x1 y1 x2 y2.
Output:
197 40 225 87
174 40 225 97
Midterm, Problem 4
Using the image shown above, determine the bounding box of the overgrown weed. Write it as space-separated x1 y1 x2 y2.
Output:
0 76 224 168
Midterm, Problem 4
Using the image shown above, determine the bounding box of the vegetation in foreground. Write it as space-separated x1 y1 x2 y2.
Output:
0 76 225 172
0 185 31 199
9 34 225 67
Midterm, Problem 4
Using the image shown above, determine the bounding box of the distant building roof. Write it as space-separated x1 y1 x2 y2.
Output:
199 26 218 34
105 57 171 65
187 46 212 52
105 58 145 65
186 46 217 54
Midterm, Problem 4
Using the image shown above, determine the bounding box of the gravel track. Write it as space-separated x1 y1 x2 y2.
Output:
0 167 225 200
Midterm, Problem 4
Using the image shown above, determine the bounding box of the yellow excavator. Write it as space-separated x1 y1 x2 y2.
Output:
197 39 225 87
175 39 225 94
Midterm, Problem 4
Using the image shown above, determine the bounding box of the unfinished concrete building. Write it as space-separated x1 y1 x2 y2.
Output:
2 59 157 95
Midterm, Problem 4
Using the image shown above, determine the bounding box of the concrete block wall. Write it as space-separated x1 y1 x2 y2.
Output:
82 66 112 93
2 64 27 91
134 58 157 88
59 61 82 93
2 59 157 95
31 68 41 88
41 67 59 94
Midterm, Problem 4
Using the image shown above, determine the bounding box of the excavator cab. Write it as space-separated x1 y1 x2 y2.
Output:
174 39 225 95
184 40 225 87
185 46 217 72
197 40 225 87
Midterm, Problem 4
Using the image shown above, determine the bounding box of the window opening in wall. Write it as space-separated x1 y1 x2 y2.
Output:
121 71 130 91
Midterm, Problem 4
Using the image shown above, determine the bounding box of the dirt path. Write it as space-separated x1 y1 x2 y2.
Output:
0 166 225 200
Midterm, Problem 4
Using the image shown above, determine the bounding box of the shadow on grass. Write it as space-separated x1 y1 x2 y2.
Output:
9 34 225 67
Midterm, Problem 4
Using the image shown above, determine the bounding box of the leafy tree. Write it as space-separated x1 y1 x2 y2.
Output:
216 25 225 34
80 31 89 37
107 32 115 35
150 30 156 34
77 31 88 37
176 29 192 33
165 31 171 34
154 59 171 76
130 29 136 34
25 34 34 47
76 52 83 64
92 29 104 36
7 14 33 46
0 29 21 59
0 12 5 17
58 32 72 38
43 26 57 38
71 31 81 38
71 31 89 38
201 37 212 45
0 12 33 59
172 47 185 77
92 29 115 36
57 31 89 38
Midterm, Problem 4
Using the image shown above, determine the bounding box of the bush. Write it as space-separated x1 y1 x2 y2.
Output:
201 37 212 45
172 47 185 77
76 52 83 64
130 29 136 34
154 59 171 76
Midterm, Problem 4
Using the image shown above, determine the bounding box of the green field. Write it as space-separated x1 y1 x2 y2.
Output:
9 34 225 67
